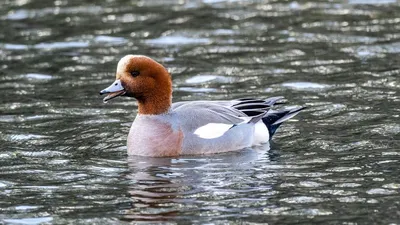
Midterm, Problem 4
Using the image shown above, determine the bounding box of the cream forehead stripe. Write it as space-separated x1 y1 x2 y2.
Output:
116 55 154 72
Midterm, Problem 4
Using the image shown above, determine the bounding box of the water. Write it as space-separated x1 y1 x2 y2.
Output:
1 0 400 223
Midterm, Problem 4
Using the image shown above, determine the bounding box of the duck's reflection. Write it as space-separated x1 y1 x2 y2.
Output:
121 144 276 222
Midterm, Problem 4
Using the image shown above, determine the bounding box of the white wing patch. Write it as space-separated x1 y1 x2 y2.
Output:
194 123 234 139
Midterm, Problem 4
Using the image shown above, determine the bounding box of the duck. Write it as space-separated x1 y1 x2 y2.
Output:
100 55 305 157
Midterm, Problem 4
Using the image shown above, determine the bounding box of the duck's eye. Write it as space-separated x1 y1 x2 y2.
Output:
130 71 140 77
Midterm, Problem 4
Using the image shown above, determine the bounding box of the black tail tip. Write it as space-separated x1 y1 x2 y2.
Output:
262 106 306 138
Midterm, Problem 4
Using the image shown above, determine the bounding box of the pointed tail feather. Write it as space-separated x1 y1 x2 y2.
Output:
229 111 267 130
262 106 306 138
248 111 268 124
235 96 285 107
264 96 285 106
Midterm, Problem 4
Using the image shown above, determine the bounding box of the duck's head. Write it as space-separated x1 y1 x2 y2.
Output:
100 55 172 115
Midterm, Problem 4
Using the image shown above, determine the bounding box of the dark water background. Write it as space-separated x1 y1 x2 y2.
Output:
1 0 400 224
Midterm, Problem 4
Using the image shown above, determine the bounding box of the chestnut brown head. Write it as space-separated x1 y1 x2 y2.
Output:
100 55 173 115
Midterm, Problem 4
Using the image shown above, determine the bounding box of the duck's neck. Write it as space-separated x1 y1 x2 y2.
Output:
137 93 172 115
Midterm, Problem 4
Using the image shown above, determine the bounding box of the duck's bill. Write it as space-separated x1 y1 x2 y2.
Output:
102 90 126 102
99 79 126 103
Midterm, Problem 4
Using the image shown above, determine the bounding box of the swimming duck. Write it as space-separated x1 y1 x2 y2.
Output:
100 55 305 157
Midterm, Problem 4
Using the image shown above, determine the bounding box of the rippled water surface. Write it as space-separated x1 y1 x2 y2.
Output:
1 0 400 224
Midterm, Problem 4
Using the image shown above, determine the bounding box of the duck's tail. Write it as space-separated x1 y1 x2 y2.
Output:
262 106 306 139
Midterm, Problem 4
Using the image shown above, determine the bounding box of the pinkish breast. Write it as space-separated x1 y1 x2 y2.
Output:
127 115 183 157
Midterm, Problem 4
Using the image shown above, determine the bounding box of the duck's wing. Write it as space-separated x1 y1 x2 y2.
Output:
172 96 284 117
172 101 268 154
172 101 248 132
231 96 285 116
